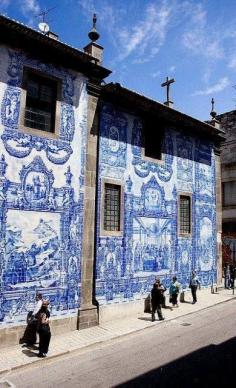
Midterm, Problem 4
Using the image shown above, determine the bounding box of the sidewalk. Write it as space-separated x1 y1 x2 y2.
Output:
0 288 235 376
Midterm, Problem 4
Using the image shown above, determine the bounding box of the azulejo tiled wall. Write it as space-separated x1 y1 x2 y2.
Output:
0 45 87 325
96 104 217 304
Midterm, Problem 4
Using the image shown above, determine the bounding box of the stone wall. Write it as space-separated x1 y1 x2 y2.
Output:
218 110 236 164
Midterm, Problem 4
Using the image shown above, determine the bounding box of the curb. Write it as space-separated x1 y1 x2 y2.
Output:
0 295 235 376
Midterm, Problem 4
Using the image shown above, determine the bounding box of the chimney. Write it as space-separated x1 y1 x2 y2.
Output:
84 14 103 65
164 100 174 108
47 31 59 40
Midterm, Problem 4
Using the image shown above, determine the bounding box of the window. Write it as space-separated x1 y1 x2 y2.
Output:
104 183 121 232
23 70 58 133
223 181 236 206
143 118 164 160
179 195 191 235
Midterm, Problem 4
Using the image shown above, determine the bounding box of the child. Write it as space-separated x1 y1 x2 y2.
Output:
37 300 51 358
169 276 181 307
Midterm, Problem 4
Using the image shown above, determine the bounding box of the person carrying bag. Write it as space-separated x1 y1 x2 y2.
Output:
37 300 51 358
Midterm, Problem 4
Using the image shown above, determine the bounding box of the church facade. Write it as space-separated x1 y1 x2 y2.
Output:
95 85 223 320
0 15 223 342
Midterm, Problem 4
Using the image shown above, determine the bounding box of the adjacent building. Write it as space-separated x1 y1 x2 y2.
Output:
217 110 236 267
0 15 224 346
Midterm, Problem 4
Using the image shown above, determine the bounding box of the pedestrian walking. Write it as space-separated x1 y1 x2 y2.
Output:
224 265 231 289
37 300 51 358
169 276 181 307
33 293 43 316
230 265 235 289
151 279 165 321
20 292 43 346
155 277 167 308
232 267 236 289
189 270 200 304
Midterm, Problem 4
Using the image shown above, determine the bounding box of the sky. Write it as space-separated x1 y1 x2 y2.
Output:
1 0 236 121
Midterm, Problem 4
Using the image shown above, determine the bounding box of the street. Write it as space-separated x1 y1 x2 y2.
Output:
2 300 236 388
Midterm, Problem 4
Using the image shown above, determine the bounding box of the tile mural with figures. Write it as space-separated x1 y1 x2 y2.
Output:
5 210 61 289
0 46 87 325
95 104 217 304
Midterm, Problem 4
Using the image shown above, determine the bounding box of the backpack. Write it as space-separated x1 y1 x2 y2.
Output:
170 281 180 294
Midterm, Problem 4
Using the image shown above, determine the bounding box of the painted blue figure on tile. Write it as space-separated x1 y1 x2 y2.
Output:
1 87 20 129
100 104 127 168
177 135 193 182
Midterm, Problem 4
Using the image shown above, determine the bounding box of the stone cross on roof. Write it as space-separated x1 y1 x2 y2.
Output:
161 76 175 107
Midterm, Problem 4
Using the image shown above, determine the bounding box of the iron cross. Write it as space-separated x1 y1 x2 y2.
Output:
161 77 175 103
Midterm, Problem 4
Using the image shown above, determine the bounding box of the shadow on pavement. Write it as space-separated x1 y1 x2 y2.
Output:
180 300 193 304
22 349 38 358
138 317 153 322
114 336 236 388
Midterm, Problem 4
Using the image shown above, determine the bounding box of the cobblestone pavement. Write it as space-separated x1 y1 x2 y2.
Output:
0 288 235 377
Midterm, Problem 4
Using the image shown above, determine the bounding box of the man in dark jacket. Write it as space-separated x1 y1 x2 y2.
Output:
189 271 200 304
151 279 165 321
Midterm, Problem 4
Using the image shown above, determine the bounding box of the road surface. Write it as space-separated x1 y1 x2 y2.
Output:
2 300 236 388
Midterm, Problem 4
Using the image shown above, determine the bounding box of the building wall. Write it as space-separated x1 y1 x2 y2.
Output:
219 110 236 164
218 110 236 267
95 104 217 305
0 45 87 325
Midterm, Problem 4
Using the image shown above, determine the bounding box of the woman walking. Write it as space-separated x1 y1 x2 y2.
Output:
169 276 181 307
37 300 51 358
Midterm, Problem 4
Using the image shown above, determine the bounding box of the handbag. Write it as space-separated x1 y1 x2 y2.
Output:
144 293 152 313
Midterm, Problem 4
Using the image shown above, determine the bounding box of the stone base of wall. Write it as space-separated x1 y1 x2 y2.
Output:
77 305 98 330
99 299 146 324
0 315 78 349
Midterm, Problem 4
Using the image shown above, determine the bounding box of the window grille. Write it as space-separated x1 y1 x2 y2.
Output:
179 195 191 234
24 71 57 133
104 183 121 231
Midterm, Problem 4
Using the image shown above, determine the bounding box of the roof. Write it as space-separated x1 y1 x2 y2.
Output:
0 14 111 82
102 83 225 143
217 109 236 119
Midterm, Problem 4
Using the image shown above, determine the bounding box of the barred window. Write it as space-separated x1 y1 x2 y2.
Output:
179 195 191 234
24 70 58 133
104 183 121 231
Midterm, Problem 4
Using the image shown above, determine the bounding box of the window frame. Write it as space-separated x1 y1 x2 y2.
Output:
100 178 124 237
20 67 61 138
178 193 192 237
